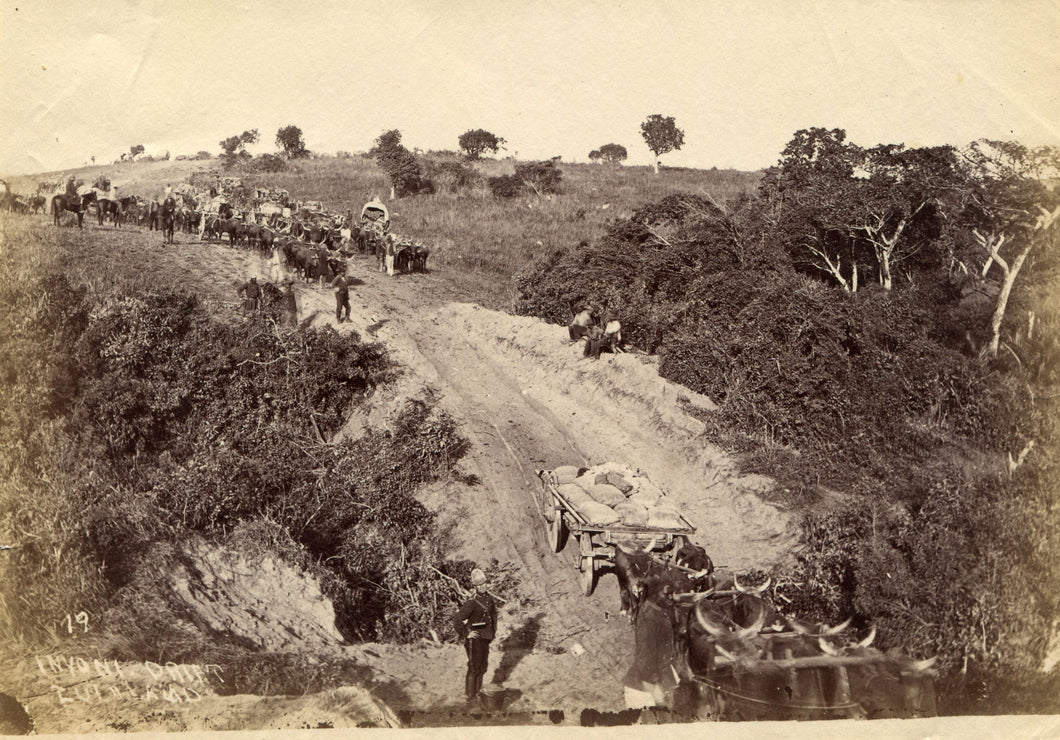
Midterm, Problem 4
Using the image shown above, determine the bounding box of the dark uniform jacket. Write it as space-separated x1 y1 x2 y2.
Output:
453 593 497 641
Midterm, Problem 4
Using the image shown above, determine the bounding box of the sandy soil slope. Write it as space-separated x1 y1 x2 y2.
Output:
10 220 800 731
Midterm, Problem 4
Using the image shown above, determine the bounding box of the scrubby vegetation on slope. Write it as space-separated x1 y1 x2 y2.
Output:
0 221 473 663
514 132 1060 712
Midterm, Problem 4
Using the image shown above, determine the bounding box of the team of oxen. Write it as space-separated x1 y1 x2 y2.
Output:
609 536 938 719
39 189 430 280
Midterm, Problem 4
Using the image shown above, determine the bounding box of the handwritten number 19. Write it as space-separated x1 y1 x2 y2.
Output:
65 612 89 634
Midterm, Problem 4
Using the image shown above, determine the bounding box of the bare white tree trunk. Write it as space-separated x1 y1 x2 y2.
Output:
978 205 1060 357
986 242 1032 357
806 244 851 292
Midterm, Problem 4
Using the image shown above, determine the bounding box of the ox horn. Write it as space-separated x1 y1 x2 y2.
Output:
858 624 877 648
645 536 659 552
818 637 840 656
694 601 730 639
823 617 852 635
911 656 938 672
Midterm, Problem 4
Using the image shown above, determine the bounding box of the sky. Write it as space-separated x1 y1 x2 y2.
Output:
1 0 1058 176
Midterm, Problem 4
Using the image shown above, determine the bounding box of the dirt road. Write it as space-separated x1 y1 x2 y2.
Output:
21 221 799 725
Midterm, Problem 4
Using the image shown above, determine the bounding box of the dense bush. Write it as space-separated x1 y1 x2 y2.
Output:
514 170 1060 710
424 159 482 195
1 277 471 648
247 153 289 173
515 160 563 196
488 174 523 199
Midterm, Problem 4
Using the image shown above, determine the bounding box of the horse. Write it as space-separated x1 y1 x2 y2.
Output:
51 191 95 228
97 198 124 227
160 196 177 244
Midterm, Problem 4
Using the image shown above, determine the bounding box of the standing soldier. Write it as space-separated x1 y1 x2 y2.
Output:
281 279 298 329
330 269 352 323
385 235 398 276
238 277 262 314
453 568 498 706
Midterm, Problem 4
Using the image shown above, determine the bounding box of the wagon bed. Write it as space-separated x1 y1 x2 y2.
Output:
534 468 695 595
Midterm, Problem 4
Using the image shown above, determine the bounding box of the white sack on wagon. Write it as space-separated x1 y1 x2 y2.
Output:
628 488 661 508
614 501 649 526
588 484 626 507
558 483 593 506
651 498 682 515
573 472 598 491
575 500 621 526
554 465 581 485
594 471 634 493
646 508 685 530
592 461 641 479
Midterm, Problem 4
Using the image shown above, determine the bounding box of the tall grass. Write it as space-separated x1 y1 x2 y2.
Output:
5 154 759 309
254 156 762 309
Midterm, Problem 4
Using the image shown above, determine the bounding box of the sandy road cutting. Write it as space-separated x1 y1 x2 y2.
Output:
56 223 798 713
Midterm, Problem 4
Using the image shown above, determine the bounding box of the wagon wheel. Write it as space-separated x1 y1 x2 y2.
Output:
579 554 596 596
547 508 568 553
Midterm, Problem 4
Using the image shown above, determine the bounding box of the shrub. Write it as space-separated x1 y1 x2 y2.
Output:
488 174 523 199
247 153 289 173
424 160 481 194
514 160 562 196
2 276 470 650
512 189 1060 710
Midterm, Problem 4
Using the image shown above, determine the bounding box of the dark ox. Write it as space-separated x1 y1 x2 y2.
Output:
611 538 713 621
816 632 938 718
394 243 431 273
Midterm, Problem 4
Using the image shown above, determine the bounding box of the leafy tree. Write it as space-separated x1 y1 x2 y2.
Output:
640 114 684 174
219 129 260 168
371 129 429 198
956 140 1060 357
275 125 309 159
588 149 602 164
129 144 145 159
599 143 628 164
763 128 967 292
458 129 506 159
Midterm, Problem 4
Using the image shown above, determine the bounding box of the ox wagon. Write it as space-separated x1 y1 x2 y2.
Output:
534 468 695 596
361 199 391 233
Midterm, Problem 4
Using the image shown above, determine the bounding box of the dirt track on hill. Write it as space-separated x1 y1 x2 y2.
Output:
18 219 800 728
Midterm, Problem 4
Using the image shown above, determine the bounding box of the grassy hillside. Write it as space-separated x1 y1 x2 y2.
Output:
6 155 760 309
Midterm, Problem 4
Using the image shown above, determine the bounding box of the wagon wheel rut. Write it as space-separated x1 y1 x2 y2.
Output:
59 226 796 712
288 258 637 691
